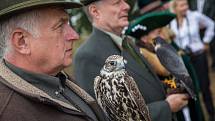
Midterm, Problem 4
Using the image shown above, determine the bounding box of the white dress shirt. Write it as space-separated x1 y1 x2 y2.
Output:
170 10 214 53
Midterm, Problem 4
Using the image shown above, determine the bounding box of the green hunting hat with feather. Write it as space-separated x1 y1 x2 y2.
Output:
125 11 176 39
0 0 82 21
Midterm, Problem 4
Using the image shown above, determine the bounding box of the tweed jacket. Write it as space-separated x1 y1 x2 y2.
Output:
0 60 108 121
74 27 175 121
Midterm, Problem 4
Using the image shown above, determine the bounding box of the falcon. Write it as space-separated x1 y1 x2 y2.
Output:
94 55 151 121
154 36 196 100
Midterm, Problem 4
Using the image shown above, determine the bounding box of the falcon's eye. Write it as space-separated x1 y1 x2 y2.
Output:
109 61 115 66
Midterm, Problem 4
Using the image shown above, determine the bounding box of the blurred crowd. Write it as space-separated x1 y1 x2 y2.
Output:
127 0 215 121
0 0 215 121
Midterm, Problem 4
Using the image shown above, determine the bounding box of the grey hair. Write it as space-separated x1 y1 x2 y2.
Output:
0 9 42 58
83 1 101 23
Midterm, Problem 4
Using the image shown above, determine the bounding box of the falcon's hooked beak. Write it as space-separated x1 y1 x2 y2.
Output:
123 59 127 65
150 38 157 52
152 38 156 47
118 59 127 70
152 37 164 52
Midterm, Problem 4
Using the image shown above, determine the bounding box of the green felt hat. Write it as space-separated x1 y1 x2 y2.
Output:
0 0 82 21
125 11 176 39
80 0 100 6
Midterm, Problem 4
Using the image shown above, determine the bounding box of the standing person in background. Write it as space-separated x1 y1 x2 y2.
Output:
170 0 215 121
188 0 215 19
74 0 189 121
0 0 108 121
188 0 215 70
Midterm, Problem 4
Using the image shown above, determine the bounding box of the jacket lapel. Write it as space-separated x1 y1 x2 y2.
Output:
66 78 109 121
122 37 164 91
122 49 164 91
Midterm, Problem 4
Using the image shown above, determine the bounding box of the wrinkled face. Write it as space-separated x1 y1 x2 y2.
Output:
96 0 130 33
29 8 79 74
175 0 189 16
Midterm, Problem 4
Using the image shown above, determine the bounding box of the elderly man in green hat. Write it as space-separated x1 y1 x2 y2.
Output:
0 0 109 121
74 0 189 121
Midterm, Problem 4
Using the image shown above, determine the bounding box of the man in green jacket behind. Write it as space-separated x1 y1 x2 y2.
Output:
0 0 108 121
74 0 189 121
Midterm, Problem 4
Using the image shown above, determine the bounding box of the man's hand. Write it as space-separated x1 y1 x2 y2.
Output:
166 93 189 112
177 50 185 56
204 43 210 52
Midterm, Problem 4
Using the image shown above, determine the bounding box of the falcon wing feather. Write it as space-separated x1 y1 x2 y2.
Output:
124 74 151 121
156 46 189 76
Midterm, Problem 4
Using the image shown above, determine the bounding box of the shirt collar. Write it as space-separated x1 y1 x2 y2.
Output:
100 29 124 50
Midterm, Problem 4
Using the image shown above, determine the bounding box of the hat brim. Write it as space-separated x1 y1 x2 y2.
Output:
126 11 176 39
0 0 82 20
81 0 99 6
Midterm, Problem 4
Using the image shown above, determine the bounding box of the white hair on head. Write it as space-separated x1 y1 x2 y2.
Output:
0 9 42 58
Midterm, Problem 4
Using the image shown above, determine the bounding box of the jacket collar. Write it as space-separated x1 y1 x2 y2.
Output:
0 60 95 112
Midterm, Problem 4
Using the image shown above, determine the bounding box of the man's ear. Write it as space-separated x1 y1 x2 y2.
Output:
88 4 100 19
10 28 31 54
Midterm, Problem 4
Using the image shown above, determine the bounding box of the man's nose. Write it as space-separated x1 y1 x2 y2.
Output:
65 25 80 41
122 0 130 11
